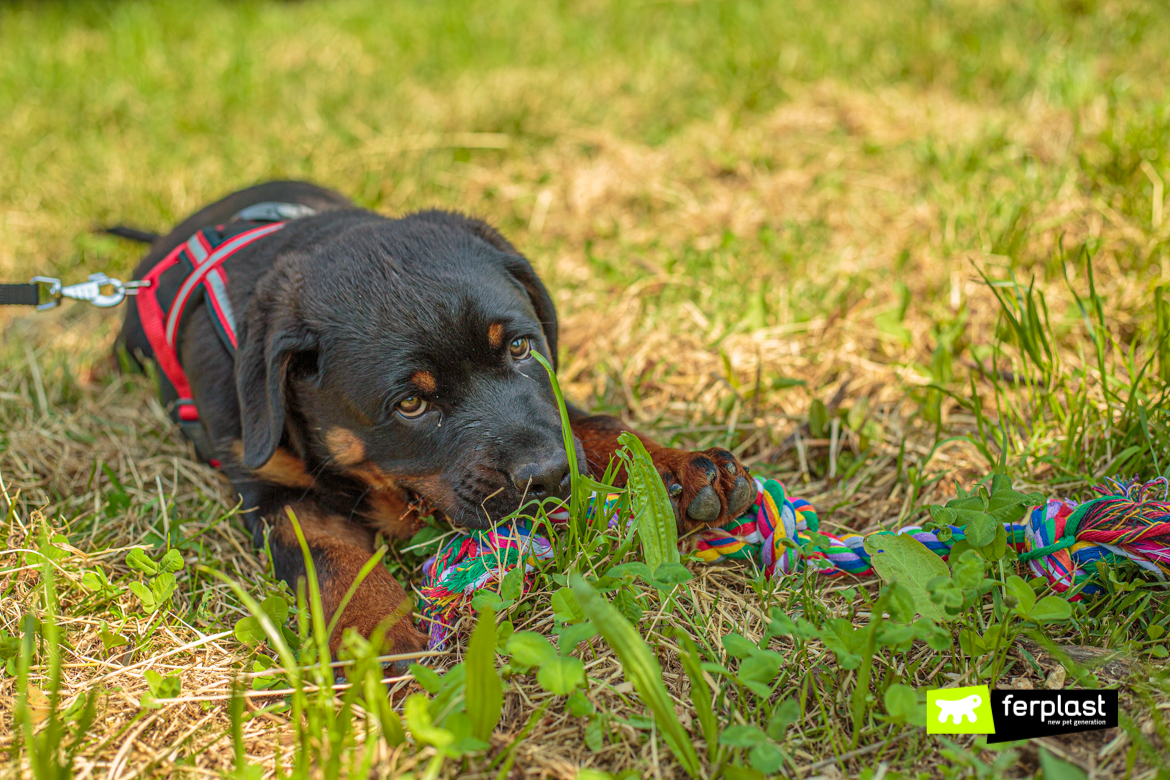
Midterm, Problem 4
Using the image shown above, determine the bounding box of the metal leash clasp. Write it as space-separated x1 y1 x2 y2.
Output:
30 273 150 310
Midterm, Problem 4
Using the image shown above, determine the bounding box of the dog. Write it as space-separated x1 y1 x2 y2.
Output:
114 180 758 659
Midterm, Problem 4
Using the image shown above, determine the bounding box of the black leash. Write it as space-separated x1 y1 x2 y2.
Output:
0 283 41 307
0 273 148 310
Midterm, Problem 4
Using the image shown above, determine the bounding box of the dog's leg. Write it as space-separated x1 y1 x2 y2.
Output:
568 406 757 527
261 501 428 664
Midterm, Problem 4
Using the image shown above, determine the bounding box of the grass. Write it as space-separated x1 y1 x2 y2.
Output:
2 0 1170 776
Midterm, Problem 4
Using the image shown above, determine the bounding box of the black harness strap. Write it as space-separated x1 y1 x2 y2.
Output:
0 283 40 306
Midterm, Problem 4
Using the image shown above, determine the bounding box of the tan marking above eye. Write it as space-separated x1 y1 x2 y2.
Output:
325 427 366 467
411 371 437 393
487 322 504 349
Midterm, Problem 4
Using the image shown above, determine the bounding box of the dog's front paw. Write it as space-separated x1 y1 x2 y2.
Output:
651 447 755 526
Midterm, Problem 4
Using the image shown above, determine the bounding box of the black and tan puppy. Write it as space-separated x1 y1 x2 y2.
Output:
116 180 757 657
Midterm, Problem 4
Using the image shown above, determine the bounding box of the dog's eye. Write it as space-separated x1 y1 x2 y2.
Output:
396 396 428 418
508 337 531 360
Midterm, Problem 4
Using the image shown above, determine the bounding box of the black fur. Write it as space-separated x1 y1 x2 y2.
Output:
116 181 575 539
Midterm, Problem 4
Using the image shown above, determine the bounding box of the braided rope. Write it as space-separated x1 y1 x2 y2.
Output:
416 475 1170 648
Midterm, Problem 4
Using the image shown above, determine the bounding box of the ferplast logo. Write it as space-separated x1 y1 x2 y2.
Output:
926 685 995 735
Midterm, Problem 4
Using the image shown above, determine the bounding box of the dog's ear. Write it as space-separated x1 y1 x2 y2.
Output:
405 210 559 367
235 303 319 470
494 252 558 368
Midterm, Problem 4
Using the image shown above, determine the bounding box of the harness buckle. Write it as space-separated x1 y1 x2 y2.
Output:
30 273 150 310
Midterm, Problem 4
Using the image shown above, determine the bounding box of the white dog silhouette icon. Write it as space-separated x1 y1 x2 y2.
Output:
936 694 982 725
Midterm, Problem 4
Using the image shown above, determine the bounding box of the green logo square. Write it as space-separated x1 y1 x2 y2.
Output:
927 685 996 735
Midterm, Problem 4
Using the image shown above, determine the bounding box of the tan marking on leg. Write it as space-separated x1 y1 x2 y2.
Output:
411 371 437 393
325 427 366 467
360 488 423 540
233 441 314 489
270 505 426 656
487 322 504 349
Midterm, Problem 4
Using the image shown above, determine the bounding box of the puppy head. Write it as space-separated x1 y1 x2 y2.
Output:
235 211 581 528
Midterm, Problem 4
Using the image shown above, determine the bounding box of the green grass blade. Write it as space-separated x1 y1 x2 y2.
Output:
677 631 719 762
465 607 503 742
570 572 700 777
532 351 583 527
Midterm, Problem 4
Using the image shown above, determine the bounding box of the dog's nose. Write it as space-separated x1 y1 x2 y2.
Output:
510 452 571 499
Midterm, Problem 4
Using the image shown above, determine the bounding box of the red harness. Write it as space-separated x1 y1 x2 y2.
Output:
135 220 286 466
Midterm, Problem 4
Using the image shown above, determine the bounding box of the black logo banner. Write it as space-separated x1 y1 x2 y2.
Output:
985 690 1118 744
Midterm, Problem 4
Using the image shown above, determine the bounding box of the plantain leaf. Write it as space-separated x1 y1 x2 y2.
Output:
571 572 700 777
617 432 679 572
864 533 950 621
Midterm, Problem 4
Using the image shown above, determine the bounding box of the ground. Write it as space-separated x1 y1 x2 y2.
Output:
1 1 1169 778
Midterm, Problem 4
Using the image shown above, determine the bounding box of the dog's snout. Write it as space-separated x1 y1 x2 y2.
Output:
510 451 571 499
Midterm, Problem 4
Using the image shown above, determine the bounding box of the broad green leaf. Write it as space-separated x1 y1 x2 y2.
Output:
981 523 1009 561
99 625 128 651
767 698 800 740
617 432 679 572
1029 596 1073 623
883 581 916 623
567 691 595 717
233 616 265 645
577 770 615 780
652 562 693 586
259 596 289 624
404 693 454 750
1038 747 1088 780
500 566 524 601
465 607 502 741
883 683 918 723
152 572 176 604
470 591 506 612
950 550 986 590
125 548 158 575
505 631 557 667
876 623 917 650
964 512 998 548
614 585 643 623
537 655 585 695
927 576 965 616
719 723 769 748
765 610 798 638
127 581 156 611
914 618 951 651
738 654 781 685
558 621 598 653
584 719 606 751
721 633 759 660
551 587 583 623
749 742 785 774
606 562 653 581
864 533 950 621
1006 575 1037 616
570 573 700 777
819 618 864 669
958 628 989 657
409 663 444 694
159 549 184 573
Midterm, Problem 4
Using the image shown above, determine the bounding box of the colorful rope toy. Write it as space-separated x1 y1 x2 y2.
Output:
418 476 1170 648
